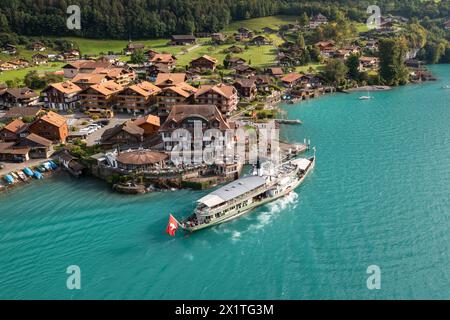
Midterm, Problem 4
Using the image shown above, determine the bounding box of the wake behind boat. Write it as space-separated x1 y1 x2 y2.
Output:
169 155 315 233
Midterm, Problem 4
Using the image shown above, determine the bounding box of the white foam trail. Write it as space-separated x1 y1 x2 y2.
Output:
183 253 194 261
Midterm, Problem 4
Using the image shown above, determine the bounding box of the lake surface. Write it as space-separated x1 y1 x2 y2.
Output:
0 65 449 299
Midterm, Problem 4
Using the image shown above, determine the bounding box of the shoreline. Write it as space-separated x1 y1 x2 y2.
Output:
342 85 392 93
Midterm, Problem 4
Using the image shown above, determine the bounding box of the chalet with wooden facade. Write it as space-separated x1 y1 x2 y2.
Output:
309 13 328 28
29 111 68 143
194 84 239 115
0 119 28 142
116 81 161 114
42 81 82 111
100 121 144 149
281 73 303 87
233 79 257 100
155 73 187 88
133 115 161 136
124 42 145 55
157 82 197 119
189 55 219 71
150 54 177 69
16 133 53 159
170 35 196 46
79 80 124 112
0 88 39 109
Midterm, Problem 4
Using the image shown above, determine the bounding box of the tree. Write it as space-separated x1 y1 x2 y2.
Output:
323 59 348 86
296 33 305 49
379 38 409 86
299 12 309 27
130 49 146 64
346 54 360 80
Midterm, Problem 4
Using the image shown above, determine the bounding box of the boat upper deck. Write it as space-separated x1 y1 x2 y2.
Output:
198 175 267 208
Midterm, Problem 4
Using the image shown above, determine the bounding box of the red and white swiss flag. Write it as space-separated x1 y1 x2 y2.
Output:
166 214 179 237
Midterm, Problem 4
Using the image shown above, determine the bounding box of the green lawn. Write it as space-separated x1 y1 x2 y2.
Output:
224 15 299 33
176 44 277 69
0 63 65 84
295 63 325 73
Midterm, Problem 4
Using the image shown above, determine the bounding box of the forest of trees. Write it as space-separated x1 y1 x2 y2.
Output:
0 0 449 39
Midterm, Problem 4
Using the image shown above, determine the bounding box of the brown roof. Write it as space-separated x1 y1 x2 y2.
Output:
195 84 236 99
281 73 303 83
171 35 196 40
89 80 124 96
234 79 256 88
47 81 82 94
116 150 168 165
4 106 43 118
155 73 186 86
102 121 144 141
269 67 283 75
359 56 379 62
150 54 177 64
72 73 107 85
160 104 230 132
162 82 197 98
126 82 161 97
39 111 67 128
3 119 26 133
6 87 38 99
133 115 161 127
191 55 218 64
21 133 52 147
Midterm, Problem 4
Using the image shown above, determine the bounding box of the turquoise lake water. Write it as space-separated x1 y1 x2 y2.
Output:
1 65 449 300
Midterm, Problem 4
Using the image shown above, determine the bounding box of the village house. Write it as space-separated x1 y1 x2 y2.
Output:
0 142 29 162
225 57 246 68
249 35 271 46
359 56 380 71
32 53 48 65
0 119 28 142
62 60 111 78
155 73 187 88
116 81 161 114
71 73 109 89
194 84 239 115
211 33 226 44
335 49 352 60
100 121 144 149
41 81 83 111
266 67 284 78
159 104 231 152
237 27 253 39
315 41 336 57
2 44 17 55
133 115 161 137
0 60 16 71
124 42 145 55
16 133 53 159
233 79 257 100
170 35 196 46
9 59 30 68
0 87 39 109
62 49 81 61
189 55 219 71
365 40 379 51
157 82 197 120
144 49 159 60
309 13 329 28
150 53 177 69
2 106 43 120
29 111 68 143
249 75 273 93
281 73 303 88
79 80 124 113
232 64 257 77
147 63 170 80
31 41 46 52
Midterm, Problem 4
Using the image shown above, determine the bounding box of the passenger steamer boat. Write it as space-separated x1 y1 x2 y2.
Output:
177 154 316 233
